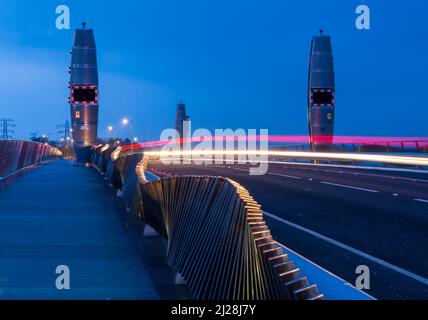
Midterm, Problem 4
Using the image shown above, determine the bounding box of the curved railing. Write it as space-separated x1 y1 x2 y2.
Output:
91 145 324 300
0 140 62 179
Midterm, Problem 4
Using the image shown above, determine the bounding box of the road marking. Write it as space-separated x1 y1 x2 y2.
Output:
268 172 302 180
278 161 428 176
232 167 303 179
320 181 379 193
263 211 428 287
414 199 428 203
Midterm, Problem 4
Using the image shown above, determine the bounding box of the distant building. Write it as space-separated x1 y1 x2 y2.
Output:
175 101 187 138
308 30 335 150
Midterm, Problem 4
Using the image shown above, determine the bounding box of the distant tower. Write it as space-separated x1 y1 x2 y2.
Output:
64 120 71 142
308 30 335 150
0 119 16 140
56 120 72 145
175 101 187 138
69 22 99 161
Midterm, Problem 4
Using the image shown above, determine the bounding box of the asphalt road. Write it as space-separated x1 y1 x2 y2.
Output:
147 160 428 300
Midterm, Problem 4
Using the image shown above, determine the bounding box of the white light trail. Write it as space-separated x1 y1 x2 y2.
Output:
142 150 428 167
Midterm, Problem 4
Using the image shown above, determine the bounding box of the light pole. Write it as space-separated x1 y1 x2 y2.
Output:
108 125 116 143
42 133 53 144
122 118 133 150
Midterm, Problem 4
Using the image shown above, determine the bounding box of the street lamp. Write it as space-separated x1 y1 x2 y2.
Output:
108 125 116 142
122 118 134 149
42 133 52 144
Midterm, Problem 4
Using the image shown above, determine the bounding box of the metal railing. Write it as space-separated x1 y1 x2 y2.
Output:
91 145 324 300
0 140 62 178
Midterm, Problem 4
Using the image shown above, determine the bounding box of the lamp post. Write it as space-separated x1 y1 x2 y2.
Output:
122 118 133 150
108 125 117 143
42 133 53 144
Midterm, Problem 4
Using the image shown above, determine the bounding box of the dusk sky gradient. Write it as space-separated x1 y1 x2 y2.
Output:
0 0 427 140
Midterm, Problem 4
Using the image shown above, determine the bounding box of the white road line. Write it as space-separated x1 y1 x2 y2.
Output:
232 167 303 179
268 172 302 180
290 166 428 184
279 161 428 176
320 181 379 193
414 199 428 203
263 211 428 287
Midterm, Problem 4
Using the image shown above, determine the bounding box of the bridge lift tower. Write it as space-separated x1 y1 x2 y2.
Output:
308 29 336 151
68 22 99 162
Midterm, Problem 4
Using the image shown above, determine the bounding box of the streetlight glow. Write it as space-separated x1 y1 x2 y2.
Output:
121 118 134 149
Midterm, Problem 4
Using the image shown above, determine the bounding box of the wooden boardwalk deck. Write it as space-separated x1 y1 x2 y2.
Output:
0 160 189 299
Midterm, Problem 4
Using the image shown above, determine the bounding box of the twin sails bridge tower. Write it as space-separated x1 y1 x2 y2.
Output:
69 22 99 161
308 30 336 150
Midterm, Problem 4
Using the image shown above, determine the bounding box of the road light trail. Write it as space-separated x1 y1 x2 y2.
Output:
120 135 428 151
142 149 428 167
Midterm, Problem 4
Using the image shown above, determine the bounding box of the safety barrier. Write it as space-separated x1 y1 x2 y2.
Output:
91 145 324 300
0 140 62 178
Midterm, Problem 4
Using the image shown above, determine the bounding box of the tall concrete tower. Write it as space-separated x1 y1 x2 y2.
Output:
175 101 187 138
308 30 335 150
69 22 99 161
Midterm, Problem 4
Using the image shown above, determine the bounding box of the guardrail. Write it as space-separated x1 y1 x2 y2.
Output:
91 145 325 300
0 140 62 180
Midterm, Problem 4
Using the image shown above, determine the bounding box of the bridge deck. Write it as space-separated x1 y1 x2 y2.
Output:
0 160 187 299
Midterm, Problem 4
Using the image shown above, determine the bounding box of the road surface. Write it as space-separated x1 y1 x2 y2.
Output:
147 160 428 300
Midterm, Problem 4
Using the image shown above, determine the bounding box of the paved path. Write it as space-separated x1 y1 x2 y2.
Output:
0 160 187 299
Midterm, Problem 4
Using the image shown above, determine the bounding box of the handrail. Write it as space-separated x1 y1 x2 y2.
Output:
91 146 324 300
0 140 62 178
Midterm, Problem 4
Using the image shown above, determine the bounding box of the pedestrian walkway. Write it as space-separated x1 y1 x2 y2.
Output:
0 160 188 299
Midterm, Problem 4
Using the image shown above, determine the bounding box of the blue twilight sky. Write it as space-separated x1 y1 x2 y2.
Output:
0 0 427 140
